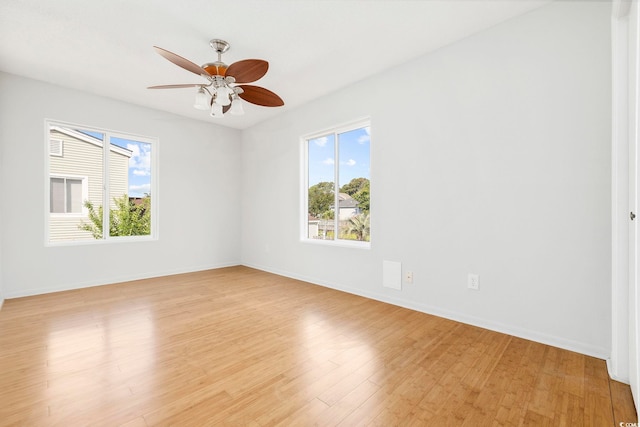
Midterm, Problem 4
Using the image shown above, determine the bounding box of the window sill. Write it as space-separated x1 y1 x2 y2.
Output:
50 213 87 218
301 238 370 250
46 235 157 247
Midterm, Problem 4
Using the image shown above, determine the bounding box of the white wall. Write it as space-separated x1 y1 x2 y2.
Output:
0 107 4 308
0 72 242 298
241 1 612 358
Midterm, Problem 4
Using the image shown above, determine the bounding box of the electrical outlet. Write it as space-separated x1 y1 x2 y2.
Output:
468 274 479 290
405 271 413 284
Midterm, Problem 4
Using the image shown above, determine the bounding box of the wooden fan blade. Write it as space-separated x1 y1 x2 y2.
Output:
153 46 210 77
226 59 269 83
148 84 202 89
237 85 284 107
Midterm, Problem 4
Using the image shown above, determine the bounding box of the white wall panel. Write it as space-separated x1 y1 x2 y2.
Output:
240 1 612 358
0 73 242 297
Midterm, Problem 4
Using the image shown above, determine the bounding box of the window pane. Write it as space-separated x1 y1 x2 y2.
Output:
50 178 64 213
66 179 83 213
338 126 370 242
48 125 104 242
108 137 152 237
307 134 335 239
303 122 371 245
47 121 156 244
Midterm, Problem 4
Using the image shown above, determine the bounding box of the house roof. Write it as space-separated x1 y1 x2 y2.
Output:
51 126 133 158
338 193 358 209
339 198 359 209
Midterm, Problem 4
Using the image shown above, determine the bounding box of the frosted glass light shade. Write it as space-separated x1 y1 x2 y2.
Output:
214 86 231 106
194 88 209 110
230 98 244 115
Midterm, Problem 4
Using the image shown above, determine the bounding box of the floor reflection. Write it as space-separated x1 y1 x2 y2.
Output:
45 305 156 418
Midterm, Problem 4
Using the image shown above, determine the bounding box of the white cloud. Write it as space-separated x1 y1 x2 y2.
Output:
322 158 335 165
345 159 356 166
132 169 150 176
127 142 151 174
129 183 151 194
358 127 371 144
314 136 328 147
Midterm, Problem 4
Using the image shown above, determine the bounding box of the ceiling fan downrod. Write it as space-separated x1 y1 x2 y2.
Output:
203 39 230 77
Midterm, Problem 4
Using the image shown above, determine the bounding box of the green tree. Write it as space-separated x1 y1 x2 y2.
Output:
340 177 368 196
340 177 370 214
320 210 334 220
308 181 334 218
342 213 370 241
353 186 369 213
79 195 151 239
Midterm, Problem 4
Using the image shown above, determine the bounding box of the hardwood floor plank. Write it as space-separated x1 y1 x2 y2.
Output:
0 266 635 426
274 397 330 426
315 379 381 425
611 377 638 425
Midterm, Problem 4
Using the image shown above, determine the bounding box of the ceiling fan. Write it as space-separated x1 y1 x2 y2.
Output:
148 39 284 118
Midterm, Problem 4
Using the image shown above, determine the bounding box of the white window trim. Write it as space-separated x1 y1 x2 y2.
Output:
301 118 371 248
44 119 159 246
49 174 89 217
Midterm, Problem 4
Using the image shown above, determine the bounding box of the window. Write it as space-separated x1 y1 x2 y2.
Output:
46 120 157 244
303 119 370 245
50 176 86 214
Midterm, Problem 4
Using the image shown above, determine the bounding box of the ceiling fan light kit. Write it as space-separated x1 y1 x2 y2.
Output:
193 87 208 110
149 38 283 119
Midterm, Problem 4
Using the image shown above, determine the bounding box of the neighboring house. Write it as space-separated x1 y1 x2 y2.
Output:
309 194 360 239
49 126 132 241
335 193 360 220
307 214 319 239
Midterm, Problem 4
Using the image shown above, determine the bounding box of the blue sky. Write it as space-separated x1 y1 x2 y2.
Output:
308 126 370 188
111 137 152 198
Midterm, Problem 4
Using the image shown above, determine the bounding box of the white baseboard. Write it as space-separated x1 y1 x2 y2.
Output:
2 260 612 362
607 358 631 384
243 262 610 361
4 261 241 299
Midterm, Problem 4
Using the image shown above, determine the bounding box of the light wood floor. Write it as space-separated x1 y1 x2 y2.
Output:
0 266 636 426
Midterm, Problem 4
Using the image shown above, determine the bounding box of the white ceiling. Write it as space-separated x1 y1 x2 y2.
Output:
0 0 553 130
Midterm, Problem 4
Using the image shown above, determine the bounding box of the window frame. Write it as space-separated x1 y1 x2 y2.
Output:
301 118 371 249
44 119 159 246
49 174 89 216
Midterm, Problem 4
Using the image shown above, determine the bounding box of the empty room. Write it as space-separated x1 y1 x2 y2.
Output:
1 0 639 425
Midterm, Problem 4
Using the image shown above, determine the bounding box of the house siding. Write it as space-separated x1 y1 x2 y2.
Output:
49 128 130 241
109 150 129 209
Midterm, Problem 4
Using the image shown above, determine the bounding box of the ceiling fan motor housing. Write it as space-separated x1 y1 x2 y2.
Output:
204 39 231 76
202 61 227 76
